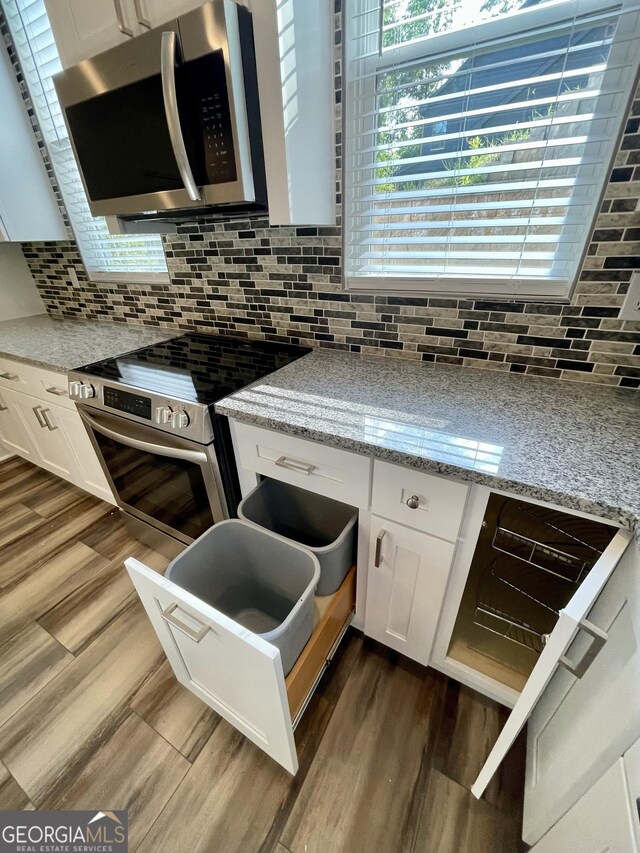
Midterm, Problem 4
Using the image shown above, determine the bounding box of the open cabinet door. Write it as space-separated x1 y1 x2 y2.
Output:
471 528 633 799
125 558 298 773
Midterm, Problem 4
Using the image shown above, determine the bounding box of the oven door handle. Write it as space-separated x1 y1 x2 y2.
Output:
78 408 208 466
161 30 201 203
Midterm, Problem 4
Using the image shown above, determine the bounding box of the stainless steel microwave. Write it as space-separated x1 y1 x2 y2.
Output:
53 1 266 217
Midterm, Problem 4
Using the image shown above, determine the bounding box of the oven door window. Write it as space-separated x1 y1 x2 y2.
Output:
94 430 214 540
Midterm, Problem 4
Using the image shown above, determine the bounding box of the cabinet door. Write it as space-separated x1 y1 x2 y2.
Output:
0 390 38 462
471 528 634 802
140 0 203 29
9 391 77 482
45 0 140 68
125 557 298 773
364 517 455 666
55 408 114 503
523 538 640 845
530 760 636 853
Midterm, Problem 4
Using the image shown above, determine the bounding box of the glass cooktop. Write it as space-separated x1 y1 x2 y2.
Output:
78 333 311 405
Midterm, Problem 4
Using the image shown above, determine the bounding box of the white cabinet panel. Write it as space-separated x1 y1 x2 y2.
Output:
45 0 141 68
0 378 114 504
9 391 76 482
232 421 371 508
364 516 455 666
371 459 468 542
126 556 298 773
624 735 640 848
0 47 66 241
141 0 204 28
0 389 39 462
523 538 640 845
530 760 637 853
471 528 633 804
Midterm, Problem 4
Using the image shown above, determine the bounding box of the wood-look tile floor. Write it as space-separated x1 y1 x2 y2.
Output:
0 457 526 852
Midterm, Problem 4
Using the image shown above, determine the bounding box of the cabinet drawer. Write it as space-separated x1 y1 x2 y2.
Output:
126 558 356 774
233 421 371 508
371 460 468 542
0 357 73 409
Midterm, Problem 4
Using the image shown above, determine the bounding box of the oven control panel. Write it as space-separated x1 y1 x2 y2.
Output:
103 386 152 420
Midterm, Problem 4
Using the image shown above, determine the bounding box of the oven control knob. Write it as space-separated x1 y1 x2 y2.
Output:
68 381 80 398
77 383 95 399
170 410 190 429
155 406 173 425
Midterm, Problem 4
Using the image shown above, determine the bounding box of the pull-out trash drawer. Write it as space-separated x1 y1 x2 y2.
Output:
126 518 356 774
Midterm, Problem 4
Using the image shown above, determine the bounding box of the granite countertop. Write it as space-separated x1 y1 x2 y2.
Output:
216 350 640 534
0 314 176 371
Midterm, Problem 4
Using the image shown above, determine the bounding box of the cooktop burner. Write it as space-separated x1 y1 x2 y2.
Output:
77 333 311 405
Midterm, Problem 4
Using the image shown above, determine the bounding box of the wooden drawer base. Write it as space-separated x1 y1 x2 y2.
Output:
286 566 356 721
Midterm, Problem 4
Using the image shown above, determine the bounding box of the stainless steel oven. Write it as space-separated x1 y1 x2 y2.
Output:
77 405 226 546
54 1 266 217
68 333 311 555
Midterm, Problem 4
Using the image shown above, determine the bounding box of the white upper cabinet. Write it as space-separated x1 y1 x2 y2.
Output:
140 0 206 29
249 0 335 225
45 0 143 68
0 44 66 242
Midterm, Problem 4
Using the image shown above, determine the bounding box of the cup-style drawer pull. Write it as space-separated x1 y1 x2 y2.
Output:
406 494 420 509
275 455 316 475
0 372 19 381
45 386 67 396
374 528 387 568
558 617 608 679
161 602 210 643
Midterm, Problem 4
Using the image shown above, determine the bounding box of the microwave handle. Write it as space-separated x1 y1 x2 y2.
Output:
160 31 201 202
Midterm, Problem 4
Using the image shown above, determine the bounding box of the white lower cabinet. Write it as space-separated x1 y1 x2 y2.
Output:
530 760 637 853
364 517 455 666
0 388 39 462
9 386 78 482
0 373 113 504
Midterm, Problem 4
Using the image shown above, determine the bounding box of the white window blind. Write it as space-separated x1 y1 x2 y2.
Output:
1 0 168 281
345 0 640 296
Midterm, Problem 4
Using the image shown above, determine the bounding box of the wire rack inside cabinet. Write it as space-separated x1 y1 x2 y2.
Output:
473 559 563 654
492 500 610 585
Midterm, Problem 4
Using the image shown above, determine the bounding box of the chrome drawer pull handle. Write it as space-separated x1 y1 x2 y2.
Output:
32 406 47 429
41 409 58 431
406 494 420 509
0 372 19 381
275 455 316 475
559 618 608 679
374 529 386 568
45 386 67 397
161 603 210 643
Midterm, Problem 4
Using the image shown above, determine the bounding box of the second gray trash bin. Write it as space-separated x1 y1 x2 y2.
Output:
165 519 320 675
239 479 357 596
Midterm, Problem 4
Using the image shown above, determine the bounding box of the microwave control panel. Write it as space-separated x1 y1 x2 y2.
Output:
190 50 238 185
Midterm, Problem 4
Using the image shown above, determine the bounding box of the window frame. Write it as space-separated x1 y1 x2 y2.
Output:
342 0 640 300
2 0 169 285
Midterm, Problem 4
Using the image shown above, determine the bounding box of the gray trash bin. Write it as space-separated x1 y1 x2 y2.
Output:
165 519 320 675
238 478 357 596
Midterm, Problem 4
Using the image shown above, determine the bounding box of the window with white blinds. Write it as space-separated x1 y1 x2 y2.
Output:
345 0 640 296
2 0 168 281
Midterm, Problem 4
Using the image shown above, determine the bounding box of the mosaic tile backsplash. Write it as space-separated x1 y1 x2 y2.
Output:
12 8 640 388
